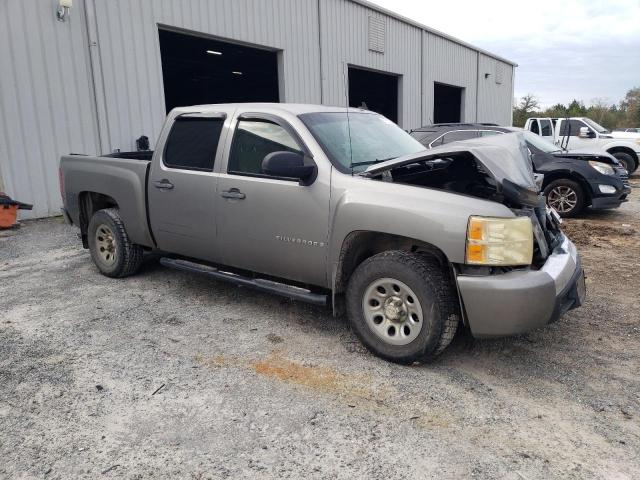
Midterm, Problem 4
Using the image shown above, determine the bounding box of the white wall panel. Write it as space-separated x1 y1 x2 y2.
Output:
319 0 422 129
0 0 100 218
0 0 515 218
477 54 514 125
91 0 322 152
423 32 478 124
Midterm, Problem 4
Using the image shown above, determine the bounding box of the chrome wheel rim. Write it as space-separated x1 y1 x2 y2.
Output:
362 278 423 346
95 224 117 266
547 186 577 213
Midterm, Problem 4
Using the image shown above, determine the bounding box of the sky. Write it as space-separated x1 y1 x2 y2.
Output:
367 0 640 109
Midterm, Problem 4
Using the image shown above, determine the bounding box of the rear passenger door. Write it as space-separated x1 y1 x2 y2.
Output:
148 109 234 262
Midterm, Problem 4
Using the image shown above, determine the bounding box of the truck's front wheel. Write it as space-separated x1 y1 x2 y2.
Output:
88 208 143 278
346 251 459 364
611 152 637 174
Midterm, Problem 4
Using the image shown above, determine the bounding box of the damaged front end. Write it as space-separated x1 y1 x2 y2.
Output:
362 133 564 267
362 133 584 337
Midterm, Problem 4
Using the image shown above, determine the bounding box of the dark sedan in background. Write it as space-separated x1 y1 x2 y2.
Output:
410 124 631 217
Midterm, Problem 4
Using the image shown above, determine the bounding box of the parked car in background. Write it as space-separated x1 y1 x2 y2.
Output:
524 117 640 173
59 104 586 363
410 124 631 217
614 128 640 133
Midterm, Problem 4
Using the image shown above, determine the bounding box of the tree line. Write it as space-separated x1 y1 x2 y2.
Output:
512 87 640 129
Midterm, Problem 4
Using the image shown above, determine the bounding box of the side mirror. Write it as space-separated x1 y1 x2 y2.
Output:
262 151 317 185
579 126 594 139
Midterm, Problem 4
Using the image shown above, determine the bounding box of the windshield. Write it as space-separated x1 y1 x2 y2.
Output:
299 112 426 172
521 131 562 153
583 118 610 134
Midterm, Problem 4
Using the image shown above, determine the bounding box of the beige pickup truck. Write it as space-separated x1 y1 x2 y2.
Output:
60 103 585 363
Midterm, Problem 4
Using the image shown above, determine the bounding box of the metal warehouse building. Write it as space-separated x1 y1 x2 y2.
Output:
0 0 516 218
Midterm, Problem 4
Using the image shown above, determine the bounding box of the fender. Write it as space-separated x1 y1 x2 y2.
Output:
61 155 154 247
600 139 640 154
326 176 515 292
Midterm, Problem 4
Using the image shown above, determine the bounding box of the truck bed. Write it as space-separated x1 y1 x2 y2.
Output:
60 153 154 247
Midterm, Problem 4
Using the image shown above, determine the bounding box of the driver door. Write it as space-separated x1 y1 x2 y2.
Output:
215 113 330 286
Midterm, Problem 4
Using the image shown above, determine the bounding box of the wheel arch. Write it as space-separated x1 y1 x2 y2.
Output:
331 231 450 315
542 171 592 204
78 192 119 248
606 146 638 171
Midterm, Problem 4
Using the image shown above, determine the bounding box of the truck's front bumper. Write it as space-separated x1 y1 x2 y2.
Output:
456 235 585 338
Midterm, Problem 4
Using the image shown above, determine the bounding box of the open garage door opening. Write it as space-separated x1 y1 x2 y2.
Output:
159 29 279 113
433 83 463 123
348 67 399 124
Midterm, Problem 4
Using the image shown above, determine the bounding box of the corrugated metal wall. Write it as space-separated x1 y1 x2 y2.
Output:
477 53 514 124
320 0 422 128
91 0 322 152
0 0 514 219
422 32 479 123
0 0 100 218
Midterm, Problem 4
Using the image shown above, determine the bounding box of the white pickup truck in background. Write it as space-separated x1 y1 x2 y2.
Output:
525 117 640 173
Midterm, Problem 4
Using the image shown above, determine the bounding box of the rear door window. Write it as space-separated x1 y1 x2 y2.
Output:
164 117 224 171
440 130 478 145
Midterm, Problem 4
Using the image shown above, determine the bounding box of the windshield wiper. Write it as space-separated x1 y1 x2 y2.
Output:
350 156 397 168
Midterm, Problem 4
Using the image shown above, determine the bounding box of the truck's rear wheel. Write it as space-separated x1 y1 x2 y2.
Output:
346 251 459 364
88 208 143 278
611 152 637 174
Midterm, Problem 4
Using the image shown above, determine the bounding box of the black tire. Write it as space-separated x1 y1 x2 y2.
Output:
543 178 586 218
88 208 143 278
346 250 460 364
611 152 637 174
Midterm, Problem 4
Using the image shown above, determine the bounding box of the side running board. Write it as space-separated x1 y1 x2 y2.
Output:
159 257 328 306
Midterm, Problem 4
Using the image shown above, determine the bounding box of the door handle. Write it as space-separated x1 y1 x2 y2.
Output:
153 179 174 190
221 188 246 200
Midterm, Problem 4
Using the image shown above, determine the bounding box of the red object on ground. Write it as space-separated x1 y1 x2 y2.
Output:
0 193 33 229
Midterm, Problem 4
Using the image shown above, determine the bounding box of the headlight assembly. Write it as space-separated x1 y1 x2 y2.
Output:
589 161 615 176
466 216 533 266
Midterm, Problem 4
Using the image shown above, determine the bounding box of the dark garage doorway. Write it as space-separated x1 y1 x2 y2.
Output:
348 66 399 123
433 83 463 123
159 29 279 113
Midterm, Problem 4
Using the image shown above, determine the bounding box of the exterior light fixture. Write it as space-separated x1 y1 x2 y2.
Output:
206 50 222 55
56 0 72 22
232 71 243 75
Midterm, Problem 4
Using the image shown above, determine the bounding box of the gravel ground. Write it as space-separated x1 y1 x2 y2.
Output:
1 176 639 479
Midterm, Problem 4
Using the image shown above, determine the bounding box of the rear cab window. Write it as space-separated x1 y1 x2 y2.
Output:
164 116 225 171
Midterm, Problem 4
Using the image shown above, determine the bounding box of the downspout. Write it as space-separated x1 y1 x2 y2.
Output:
83 0 111 154
475 51 479 122
317 0 324 104
420 29 424 127
510 65 515 126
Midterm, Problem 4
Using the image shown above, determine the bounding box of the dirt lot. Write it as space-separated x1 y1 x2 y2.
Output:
1 177 639 480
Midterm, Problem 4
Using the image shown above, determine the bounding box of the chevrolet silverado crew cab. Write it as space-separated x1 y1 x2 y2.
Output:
524 117 640 173
60 104 585 364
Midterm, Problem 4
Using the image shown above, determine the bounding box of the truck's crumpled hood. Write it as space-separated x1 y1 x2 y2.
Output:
363 132 538 191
